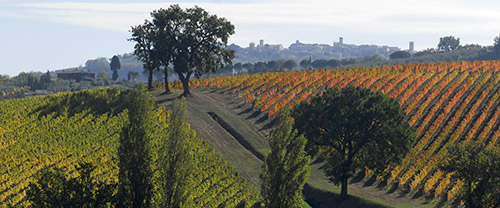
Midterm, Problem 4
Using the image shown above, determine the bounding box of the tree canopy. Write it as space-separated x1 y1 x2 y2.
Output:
439 142 500 208
438 36 461 53
129 21 159 90
130 5 234 95
389 51 411 59
292 85 416 199
260 110 310 208
110 55 121 81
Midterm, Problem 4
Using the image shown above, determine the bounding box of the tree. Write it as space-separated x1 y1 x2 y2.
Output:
26 163 116 208
267 60 281 71
299 58 311 69
260 110 310 208
438 36 460 52
150 7 184 94
97 70 110 80
242 62 254 72
254 61 267 73
233 63 243 74
39 70 51 89
157 97 195 207
492 34 500 59
85 58 109 73
129 20 159 90
128 70 139 81
292 86 416 200
117 88 154 207
326 59 340 68
168 5 235 96
311 59 328 69
110 55 121 81
389 51 411 59
339 58 360 66
439 142 500 208
282 60 297 70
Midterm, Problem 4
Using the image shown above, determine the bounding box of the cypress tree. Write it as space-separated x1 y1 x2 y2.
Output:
158 97 194 207
260 110 311 208
117 88 154 208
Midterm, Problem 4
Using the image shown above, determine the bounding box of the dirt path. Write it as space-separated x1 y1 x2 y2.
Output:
156 89 432 208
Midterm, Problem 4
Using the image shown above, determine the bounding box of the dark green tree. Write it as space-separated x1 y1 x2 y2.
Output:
233 63 243 73
260 110 310 208
438 36 460 52
170 5 235 96
292 86 416 200
110 55 121 81
299 58 311 69
492 34 500 59
326 59 340 68
282 60 297 70
150 7 184 94
39 70 52 89
389 51 411 59
339 58 360 66
242 62 254 72
254 61 267 73
311 59 328 69
117 88 155 207
439 142 500 208
266 60 281 71
129 20 159 90
26 163 116 208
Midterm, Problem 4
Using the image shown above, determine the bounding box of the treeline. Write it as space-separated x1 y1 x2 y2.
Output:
216 57 363 76
0 70 137 101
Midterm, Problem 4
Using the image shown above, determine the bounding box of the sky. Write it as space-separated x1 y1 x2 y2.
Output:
1 0 500 76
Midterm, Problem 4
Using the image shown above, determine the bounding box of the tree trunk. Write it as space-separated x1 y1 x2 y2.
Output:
148 69 153 90
163 69 170 93
177 72 192 96
340 175 348 200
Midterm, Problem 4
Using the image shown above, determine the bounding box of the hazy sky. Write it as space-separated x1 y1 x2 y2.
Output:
1 0 500 76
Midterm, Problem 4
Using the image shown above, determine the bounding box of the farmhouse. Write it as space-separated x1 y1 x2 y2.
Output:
57 70 95 82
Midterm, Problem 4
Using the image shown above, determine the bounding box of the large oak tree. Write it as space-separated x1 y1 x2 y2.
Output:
171 6 235 96
292 85 416 200
130 5 234 95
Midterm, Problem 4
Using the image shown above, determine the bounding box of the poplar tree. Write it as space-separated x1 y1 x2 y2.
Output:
260 110 310 208
117 88 154 208
158 97 194 207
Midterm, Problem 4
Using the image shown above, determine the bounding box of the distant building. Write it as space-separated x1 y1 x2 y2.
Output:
57 70 95 82
339 37 344 45
409 41 415 54
259 39 264 47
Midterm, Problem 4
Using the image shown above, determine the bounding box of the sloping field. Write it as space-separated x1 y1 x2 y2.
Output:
0 88 258 207
172 60 500 202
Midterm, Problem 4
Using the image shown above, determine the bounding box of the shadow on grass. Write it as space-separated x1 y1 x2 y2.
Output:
303 184 388 208
259 118 275 131
246 111 261 119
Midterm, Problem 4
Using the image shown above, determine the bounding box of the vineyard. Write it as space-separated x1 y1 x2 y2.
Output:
163 60 500 202
0 88 258 207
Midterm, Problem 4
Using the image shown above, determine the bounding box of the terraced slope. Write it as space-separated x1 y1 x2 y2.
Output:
0 88 258 207
169 60 500 202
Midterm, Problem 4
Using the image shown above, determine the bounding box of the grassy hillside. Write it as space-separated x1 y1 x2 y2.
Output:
164 60 500 204
0 88 258 207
